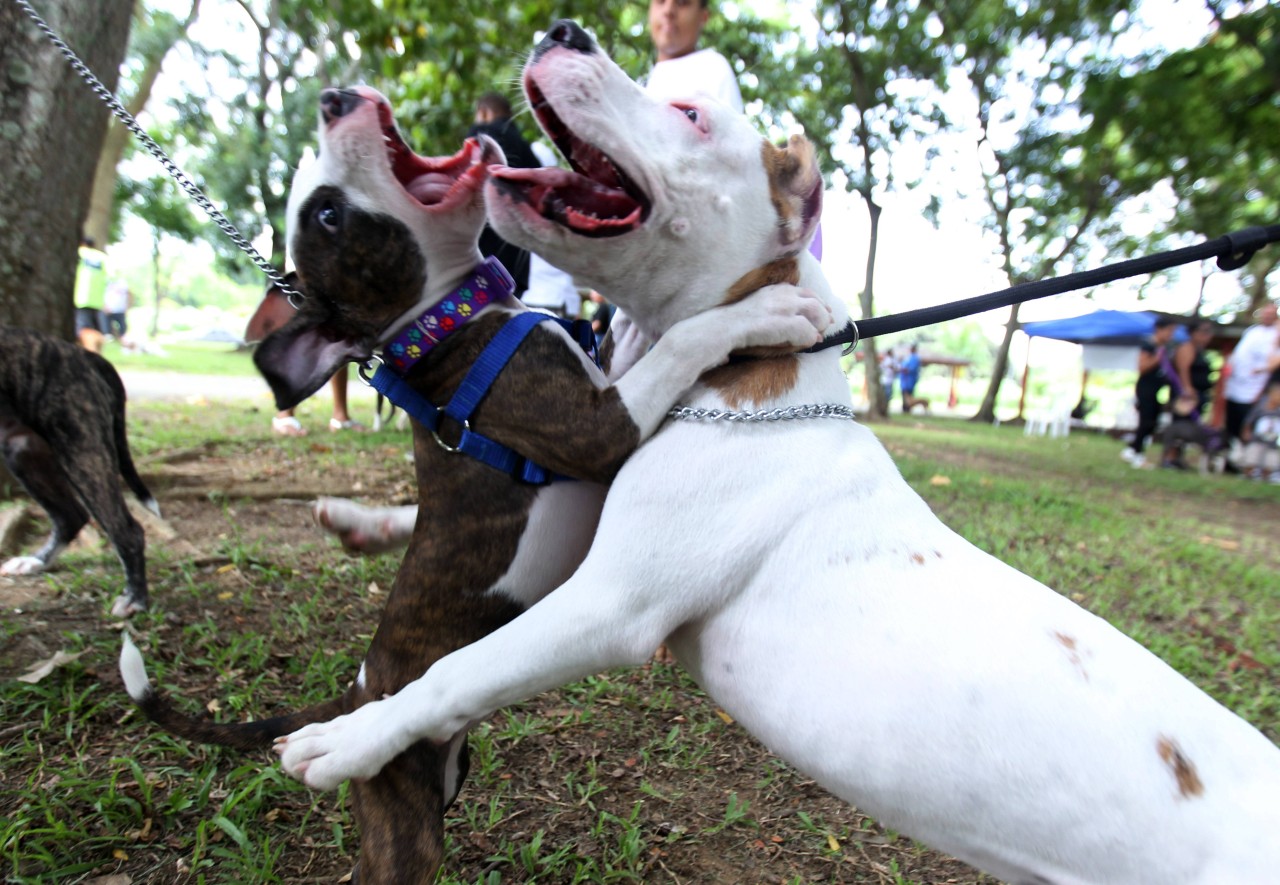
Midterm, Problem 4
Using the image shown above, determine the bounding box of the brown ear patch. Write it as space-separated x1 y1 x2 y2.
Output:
1156 736 1204 799
763 136 822 247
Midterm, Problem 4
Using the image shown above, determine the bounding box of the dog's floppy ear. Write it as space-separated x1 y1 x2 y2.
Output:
244 273 301 344
254 314 370 411
763 136 823 254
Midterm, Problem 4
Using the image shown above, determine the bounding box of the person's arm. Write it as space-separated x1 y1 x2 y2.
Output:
1174 342 1195 393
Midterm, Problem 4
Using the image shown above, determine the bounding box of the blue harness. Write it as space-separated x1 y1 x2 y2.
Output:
364 265 598 485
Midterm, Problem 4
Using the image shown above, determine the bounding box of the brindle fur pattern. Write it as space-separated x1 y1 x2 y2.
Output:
0 326 153 613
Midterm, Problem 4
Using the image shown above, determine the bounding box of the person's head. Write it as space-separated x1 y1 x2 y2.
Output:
1190 320 1214 348
1153 317 1176 343
81 235 95 249
474 92 513 125
1255 302 1278 327
649 0 710 63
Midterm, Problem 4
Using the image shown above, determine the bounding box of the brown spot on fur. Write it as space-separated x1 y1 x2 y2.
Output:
702 358 800 409
910 552 926 565
1053 631 1089 681
703 257 802 407
721 257 800 306
1157 736 1204 798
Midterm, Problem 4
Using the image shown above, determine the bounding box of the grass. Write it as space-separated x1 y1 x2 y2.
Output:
0 405 1276 884
102 340 261 379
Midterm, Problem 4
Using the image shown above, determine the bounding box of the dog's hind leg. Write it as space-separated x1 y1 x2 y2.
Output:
56 437 149 617
0 414 90 576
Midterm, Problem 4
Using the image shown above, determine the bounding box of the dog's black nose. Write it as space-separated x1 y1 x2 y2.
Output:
535 20 596 59
319 88 364 123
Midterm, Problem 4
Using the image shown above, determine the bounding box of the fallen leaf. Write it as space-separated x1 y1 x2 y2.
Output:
929 474 952 486
206 699 221 714
1198 535 1240 551
1227 653 1265 672
827 834 841 852
367 582 382 596
16 650 85 684
112 849 129 861
217 591 234 601
85 876 131 885
715 709 734 725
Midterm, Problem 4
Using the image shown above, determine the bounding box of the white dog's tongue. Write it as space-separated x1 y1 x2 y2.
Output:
406 173 455 205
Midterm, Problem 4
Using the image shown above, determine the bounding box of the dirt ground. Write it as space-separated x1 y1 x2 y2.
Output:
0 442 995 885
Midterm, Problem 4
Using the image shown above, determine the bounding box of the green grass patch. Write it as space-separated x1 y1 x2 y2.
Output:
0 408 1275 884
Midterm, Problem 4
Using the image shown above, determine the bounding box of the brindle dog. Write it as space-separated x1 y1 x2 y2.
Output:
0 325 157 617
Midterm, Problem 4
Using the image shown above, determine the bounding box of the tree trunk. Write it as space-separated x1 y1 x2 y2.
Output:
860 196 889 419
0 0 134 338
84 0 203 248
972 301 1022 423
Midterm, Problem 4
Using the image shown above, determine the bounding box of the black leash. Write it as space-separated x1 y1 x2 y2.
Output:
808 224 1280 353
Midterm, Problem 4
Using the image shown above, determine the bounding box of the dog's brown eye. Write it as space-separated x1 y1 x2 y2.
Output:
316 202 341 233
683 108 699 124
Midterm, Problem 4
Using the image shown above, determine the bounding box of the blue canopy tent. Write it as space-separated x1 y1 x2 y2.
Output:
1021 310 1187 346
1015 310 1188 422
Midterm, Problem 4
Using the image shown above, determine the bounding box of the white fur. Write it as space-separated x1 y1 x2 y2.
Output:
0 554 49 576
119 634 151 701
277 54 1280 884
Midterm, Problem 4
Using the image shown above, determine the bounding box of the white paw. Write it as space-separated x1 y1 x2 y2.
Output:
1 556 45 576
730 284 834 351
275 699 405 791
110 593 147 619
313 498 412 555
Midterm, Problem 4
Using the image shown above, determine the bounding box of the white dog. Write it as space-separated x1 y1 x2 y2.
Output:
279 22 1280 884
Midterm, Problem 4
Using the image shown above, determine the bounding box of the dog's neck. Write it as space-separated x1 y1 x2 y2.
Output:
378 256 518 373
626 250 845 341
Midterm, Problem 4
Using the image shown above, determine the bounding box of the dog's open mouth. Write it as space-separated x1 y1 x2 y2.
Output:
490 81 650 237
371 100 493 209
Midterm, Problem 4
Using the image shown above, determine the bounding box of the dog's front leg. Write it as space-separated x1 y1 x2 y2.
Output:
610 283 832 437
277 561 670 791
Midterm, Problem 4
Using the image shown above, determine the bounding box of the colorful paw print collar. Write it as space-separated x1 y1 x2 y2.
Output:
381 257 515 373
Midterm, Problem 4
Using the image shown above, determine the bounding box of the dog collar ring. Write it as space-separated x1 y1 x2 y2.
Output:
432 419 471 453
357 353 385 387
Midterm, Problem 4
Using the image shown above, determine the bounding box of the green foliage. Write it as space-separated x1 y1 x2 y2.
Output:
1077 2 1280 311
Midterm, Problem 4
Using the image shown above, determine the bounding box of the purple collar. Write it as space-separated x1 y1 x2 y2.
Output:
382 257 515 373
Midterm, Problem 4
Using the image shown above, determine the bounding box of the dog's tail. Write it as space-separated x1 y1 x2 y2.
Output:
120 635 347 751
93 355 161 518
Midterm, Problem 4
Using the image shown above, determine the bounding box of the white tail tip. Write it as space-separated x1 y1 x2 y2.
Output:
119 634 152 701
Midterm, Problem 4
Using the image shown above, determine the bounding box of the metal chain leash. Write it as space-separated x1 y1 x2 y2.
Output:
668 403 856 422
14 0 304 303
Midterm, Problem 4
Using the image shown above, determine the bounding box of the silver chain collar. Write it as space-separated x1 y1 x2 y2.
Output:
667 403 855 423
15 0 302 303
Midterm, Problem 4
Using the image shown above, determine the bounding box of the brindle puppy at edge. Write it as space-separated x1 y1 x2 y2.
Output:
120 87 827 884
0 325 158 618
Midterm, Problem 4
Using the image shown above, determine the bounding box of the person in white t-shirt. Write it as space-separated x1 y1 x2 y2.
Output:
644 0 743 112
643 0 823 262
1224 302 1280 443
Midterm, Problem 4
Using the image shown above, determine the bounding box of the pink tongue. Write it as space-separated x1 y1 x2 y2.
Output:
406 173 454 204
